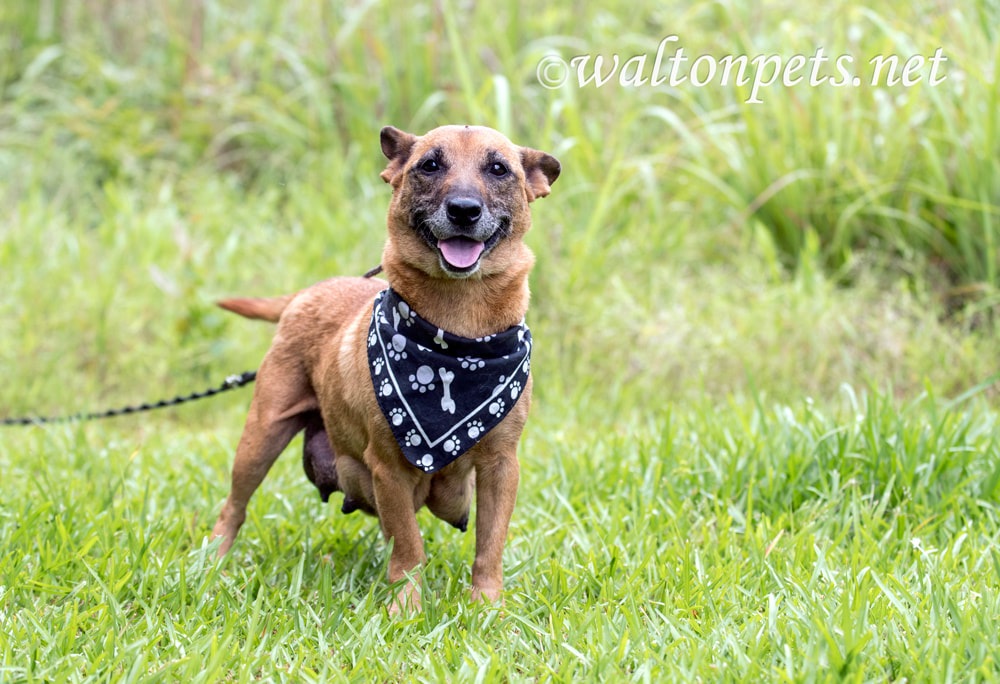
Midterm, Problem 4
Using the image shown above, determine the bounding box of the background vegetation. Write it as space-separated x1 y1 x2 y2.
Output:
1 0 999 680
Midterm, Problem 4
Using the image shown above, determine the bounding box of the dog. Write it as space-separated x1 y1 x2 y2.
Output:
210 124 560 613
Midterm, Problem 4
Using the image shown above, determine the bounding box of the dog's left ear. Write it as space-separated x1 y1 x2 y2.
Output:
520 147 561 202
380 126 418 185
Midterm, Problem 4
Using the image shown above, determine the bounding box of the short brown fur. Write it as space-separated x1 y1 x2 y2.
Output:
210 125 559 613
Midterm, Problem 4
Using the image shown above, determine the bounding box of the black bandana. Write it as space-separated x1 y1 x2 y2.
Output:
367 288 532 473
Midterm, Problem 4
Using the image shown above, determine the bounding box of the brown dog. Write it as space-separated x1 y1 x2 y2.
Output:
210 124 559 612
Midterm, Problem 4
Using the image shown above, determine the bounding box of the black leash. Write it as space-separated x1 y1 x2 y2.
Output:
1 265 384 427
1 371 257 426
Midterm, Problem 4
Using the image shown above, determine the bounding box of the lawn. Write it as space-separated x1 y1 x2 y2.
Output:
1 0 999 681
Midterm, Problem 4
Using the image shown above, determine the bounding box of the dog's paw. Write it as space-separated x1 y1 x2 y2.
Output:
389 584 422 616
470 586 503 605
465 419 485 439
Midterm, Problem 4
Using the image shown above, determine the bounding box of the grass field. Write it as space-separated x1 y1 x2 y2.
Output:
2 0 1000 681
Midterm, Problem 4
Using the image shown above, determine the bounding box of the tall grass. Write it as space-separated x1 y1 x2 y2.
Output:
3 0 1000 417
3 1 997 292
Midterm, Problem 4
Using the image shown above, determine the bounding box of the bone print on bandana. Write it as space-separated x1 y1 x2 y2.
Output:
368 288 531 473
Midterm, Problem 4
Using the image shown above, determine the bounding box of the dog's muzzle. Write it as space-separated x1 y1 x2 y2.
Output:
420 198 507 276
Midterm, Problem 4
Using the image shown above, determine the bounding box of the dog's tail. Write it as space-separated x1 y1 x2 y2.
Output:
217 295 295 322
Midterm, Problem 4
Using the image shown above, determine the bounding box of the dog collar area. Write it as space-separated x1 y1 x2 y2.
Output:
367 288 531 473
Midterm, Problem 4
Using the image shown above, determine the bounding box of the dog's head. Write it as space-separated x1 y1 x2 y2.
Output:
379 125 560 279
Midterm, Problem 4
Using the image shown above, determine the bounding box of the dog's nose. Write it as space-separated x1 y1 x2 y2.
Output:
446 197 482 226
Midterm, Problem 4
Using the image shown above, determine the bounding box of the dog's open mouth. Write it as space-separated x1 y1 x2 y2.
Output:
414 213 509 277
437 237 485 270
434 228 505 275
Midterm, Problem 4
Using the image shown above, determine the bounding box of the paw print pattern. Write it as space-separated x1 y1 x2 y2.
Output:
396 301 415 327
442 435 462 456
369 288 532 472
388 333 407 361
460 357 485 371
379 378 393 397
409 365 436 393
492 375 507 397
466 420 485 439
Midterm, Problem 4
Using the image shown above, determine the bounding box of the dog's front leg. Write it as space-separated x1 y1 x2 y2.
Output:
370 455 425 614
470 450 520 603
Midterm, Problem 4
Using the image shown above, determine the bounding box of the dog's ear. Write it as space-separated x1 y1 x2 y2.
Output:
519 147 561 202
380 126 418 185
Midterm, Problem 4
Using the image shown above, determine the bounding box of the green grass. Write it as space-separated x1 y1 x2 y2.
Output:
2 0 1000 680
2 395 1000 680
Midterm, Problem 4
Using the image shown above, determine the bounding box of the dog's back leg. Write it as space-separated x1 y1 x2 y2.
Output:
211 351 317 556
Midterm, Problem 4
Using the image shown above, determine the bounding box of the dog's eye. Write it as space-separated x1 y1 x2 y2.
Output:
420 159 440 173
488 162 509 177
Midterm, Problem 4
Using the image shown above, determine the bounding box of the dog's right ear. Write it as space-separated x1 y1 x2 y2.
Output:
380 126 418 185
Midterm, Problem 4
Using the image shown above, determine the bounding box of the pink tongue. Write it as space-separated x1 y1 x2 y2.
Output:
438 237 485 268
